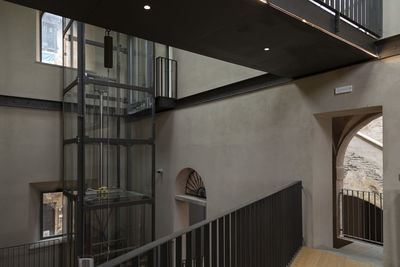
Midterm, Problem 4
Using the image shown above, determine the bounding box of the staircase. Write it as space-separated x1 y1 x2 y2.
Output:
97 181 303 267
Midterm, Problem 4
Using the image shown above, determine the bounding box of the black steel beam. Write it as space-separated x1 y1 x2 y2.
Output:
83 198 153 211
376 34 400 59
0 95 62 111
176 74 291 109
63 137 153 146
128 74 291 121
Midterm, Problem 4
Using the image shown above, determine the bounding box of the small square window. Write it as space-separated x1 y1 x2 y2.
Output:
41 192 65 239
40 12 63 66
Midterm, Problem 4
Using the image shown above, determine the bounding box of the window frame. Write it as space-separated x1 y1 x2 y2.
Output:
40 191 64 240
39 11 66 66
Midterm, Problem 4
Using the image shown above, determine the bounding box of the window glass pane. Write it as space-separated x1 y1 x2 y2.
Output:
41 13 63 65
42 192 64 238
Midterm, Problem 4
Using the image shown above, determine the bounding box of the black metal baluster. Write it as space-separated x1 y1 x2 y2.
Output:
357 190 360 238
368 191 371 240
231 212 236 267
186 232 192 267
211 221 217 267
218 218 224 267
224 215 230 267
195 227 201 266
176 236 182 267
374 192 377 242
380 193 383 243
204 224 210 267
160 242 168 267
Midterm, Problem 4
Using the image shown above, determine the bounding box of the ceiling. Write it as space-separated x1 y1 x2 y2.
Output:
7 0 376 78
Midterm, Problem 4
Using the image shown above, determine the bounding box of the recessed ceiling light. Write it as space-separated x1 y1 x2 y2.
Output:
264 47 270 51
144 5 151 10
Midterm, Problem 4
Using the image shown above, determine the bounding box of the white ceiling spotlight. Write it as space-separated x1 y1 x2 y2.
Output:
264 47 270 51
144 4 151 10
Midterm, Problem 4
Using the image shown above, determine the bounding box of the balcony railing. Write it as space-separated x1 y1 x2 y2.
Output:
313 0 383 37
0 234 75 267
156 57 178 99
98 181 303 267
339 189 383 245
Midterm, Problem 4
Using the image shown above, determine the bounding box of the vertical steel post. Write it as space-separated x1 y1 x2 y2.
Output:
151 53 156 244
76 21 86 260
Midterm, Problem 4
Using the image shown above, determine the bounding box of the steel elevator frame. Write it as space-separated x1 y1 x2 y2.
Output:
62 21 156 265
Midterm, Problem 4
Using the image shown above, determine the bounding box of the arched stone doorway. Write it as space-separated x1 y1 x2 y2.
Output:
174 168 207 232
333 111 383 247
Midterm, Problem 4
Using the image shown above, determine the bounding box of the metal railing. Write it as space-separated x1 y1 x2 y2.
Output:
339 189 383 245
0 234 76 267
156 57 177 99
314 0 383 37
98 181 303 267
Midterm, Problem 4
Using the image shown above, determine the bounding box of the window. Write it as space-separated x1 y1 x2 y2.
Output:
40 12 63 65
40 192 65 239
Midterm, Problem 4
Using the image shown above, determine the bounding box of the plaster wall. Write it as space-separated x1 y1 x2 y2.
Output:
0 1 63 247
383 0 400 38
155 55 400 266
0 0 62 101
0 107 62 247
171 48 265 98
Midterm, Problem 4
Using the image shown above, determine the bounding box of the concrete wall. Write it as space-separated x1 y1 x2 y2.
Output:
0 0 62 101
154 55 400 266
0 107 61 247
171 48 265 98
0 1 62 247
383 0 400 38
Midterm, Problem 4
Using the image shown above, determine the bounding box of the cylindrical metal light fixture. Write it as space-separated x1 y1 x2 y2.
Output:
104 30 113 68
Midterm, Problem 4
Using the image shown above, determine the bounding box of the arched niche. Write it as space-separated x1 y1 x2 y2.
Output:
174 168 207 232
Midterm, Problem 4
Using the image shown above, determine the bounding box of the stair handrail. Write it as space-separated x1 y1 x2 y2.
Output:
98 180 302 267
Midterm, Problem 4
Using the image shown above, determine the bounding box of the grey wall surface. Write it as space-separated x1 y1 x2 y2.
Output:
0 0 62 101
171 48 265 98
0 1 62 247
0 107 61 247
383 0 400 38
155 55 400 267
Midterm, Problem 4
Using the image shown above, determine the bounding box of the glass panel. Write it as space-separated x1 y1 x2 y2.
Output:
64 143 77 191
63 20 78 88
127 144 152 196
84 143 152 196
42 192 65 238
128 116 153 140
84 203 152 265
41 13 63 65
85 25 122 82
63 86 78 140
84 143 125 191
84 25 153 88
84 84 152 139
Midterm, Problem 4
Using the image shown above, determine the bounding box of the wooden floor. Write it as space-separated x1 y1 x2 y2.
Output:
291 247 376 267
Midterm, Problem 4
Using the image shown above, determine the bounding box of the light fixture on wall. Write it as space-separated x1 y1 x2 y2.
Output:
144 4 151 10
264 47 270 51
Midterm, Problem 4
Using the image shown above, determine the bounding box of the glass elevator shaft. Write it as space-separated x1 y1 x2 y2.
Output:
62 21 155 265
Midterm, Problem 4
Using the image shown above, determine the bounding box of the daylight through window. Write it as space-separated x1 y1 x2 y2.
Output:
41 12 63 65
41 192 64 239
